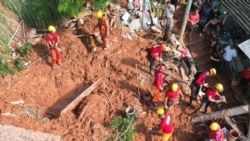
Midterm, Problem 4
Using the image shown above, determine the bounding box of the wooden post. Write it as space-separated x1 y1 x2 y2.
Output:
192 105 250 123
178 0 192 42
60 78 102 115
225 117 247 140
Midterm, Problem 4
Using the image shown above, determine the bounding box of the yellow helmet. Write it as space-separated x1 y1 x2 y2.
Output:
209 68 216 75
171 83 179 92
97 10 103 19
156 107 164 115
215 83 224 92
210 122 220 131
48 25 56 33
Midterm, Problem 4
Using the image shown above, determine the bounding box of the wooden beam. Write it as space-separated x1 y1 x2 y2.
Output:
60 78 102 115
192 105 250 123
225 117 247 140
163 69 190 84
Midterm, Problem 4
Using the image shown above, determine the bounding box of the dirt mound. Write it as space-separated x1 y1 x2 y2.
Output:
0 3 203 140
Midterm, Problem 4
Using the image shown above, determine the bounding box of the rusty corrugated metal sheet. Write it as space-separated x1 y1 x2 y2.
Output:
220 0 250 34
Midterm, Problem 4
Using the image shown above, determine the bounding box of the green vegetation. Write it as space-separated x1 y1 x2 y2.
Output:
109 114 136 141
0 5 14 76
0 7 12 54
0 0 113 76
17 43 32 56
2 0 114 28
94 0 109 9
58 0 83 18
2 0 62 29
13 57 26 71
0 54 16 76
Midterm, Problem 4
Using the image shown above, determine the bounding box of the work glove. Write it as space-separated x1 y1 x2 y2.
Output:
56 47 61 52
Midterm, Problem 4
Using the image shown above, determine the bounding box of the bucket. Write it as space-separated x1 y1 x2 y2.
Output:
227 129 239 141
125 106 135 116
142 93 151 101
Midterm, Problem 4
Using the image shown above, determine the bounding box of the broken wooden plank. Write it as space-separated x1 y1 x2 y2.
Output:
192 105 250 123
225 117 247 141
163 69 190 84
60 79 102 115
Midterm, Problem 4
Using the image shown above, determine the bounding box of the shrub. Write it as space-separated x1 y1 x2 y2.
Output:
109 114 136 141
13 57 26 71
17 43 32 56
0 54 16 76
94 0 109 9
58 0 83 18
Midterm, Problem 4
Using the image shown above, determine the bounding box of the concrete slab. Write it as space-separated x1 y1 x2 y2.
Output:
128 19 141 33
0 124 61 141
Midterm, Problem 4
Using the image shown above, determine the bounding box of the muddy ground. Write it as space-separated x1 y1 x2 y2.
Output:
0 1 240 141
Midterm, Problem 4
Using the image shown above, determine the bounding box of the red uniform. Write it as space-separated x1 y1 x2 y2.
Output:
98 16 110 48
154 71 164 89
206 87 218 99
195 71 209 85
242 68 250 80
45 32 59 45
159 113 173 134
209 127 224 141
152 70 164 102
150 45 163 59
165 87 181 101
188 12 200 26
45 32 61 65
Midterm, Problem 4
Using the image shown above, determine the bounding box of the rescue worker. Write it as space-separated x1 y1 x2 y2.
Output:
148 43 167 74
191 83 225 116
188 68 217 106
95 10 110 49
164 83 184 109
45 25 62 69
151 64 166 105
208 122 224 141
156 107 173 141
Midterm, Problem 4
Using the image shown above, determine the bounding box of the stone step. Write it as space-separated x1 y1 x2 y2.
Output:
0 124 61 141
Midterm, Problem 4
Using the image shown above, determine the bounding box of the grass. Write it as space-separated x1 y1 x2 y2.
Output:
3 0 62 28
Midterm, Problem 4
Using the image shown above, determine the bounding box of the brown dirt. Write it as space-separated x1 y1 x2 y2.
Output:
0 1 238 141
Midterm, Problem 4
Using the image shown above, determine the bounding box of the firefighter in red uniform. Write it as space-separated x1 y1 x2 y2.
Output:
96 10 110 49
208 122 224 141
189 68 217 106
156 107 173 141
164 83 184 109
148 43 167 74
45 25 62 69
191 83 225 116
151 64 166 105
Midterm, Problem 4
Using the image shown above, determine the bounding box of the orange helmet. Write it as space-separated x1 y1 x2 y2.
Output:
160 43 166 51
